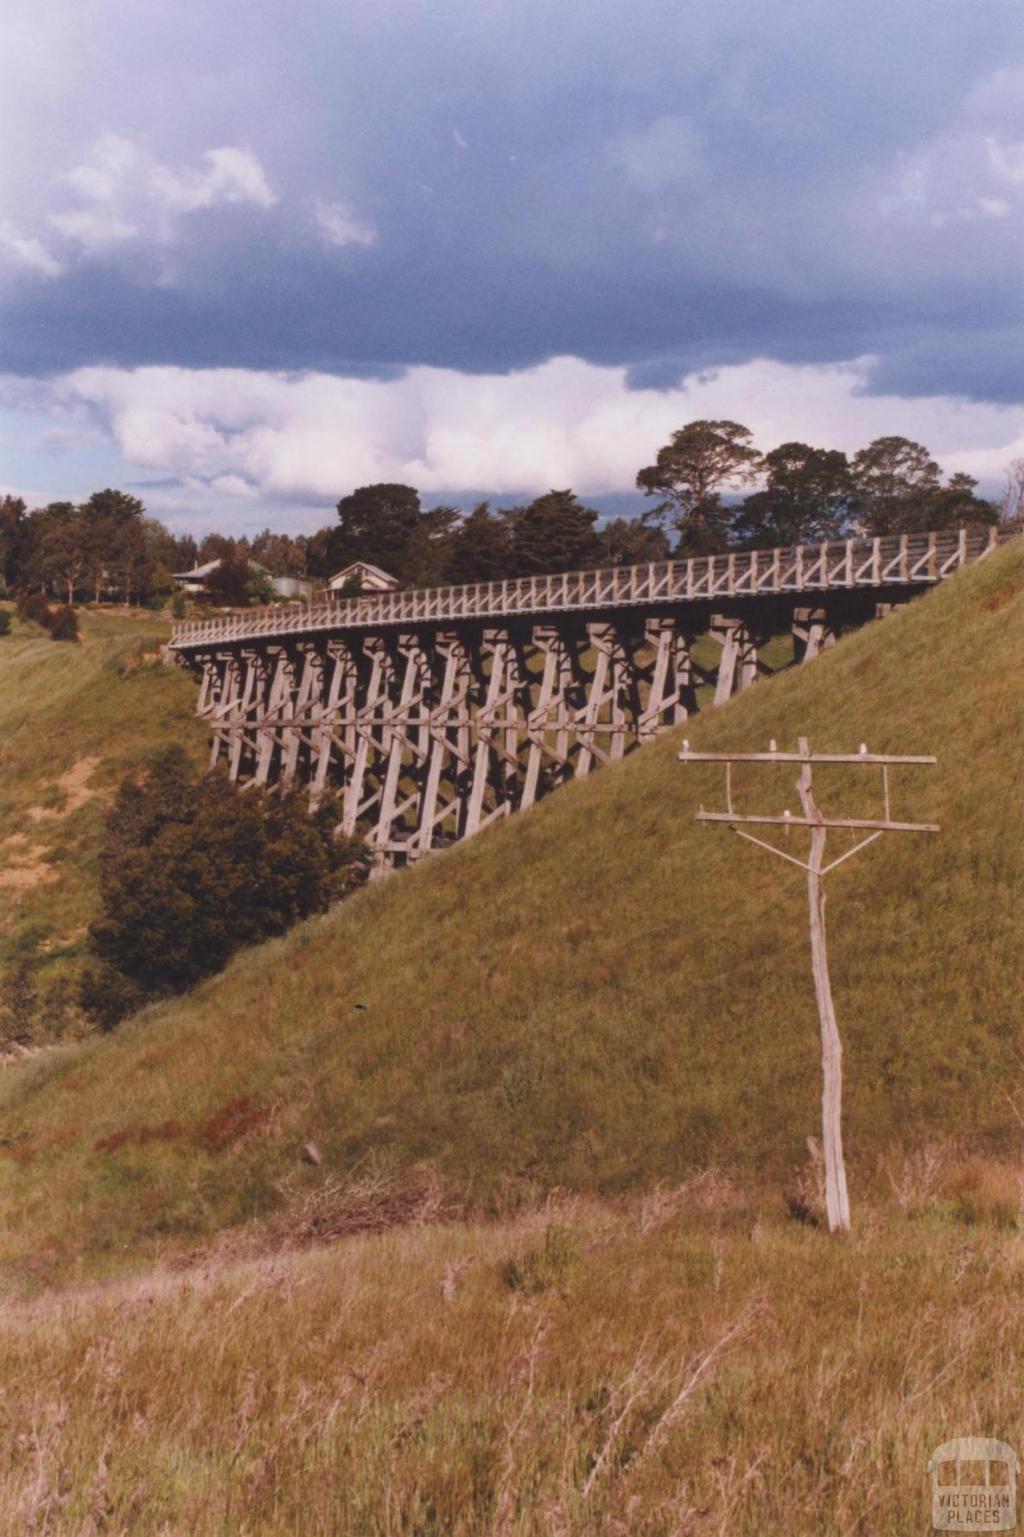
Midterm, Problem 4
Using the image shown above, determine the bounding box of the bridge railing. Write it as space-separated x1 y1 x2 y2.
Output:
169 526 998 651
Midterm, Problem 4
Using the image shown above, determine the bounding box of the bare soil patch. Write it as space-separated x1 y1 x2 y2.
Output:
26 755 102 823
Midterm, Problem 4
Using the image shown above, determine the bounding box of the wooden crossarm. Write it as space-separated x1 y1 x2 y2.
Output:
696 811 939 833
680 749 936 766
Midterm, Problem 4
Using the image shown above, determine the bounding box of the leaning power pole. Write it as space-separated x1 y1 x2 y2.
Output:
680 736 939 1233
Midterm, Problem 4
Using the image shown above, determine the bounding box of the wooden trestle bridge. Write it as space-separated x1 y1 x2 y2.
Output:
169 527 997 866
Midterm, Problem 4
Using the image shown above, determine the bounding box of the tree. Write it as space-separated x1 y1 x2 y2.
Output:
80 489 146 602
636 420 762 554
848 438 942 535
0 610 10 637
251 529 307 577
508 489 600 575
148 562 175 605
246 566 275 605
80 747 369 1027
927 471 998 531
206 552 253 606
399 504 460 586
850 439 996 534
171 533 200 571
108 515 154 605
327 483 422 578
445 502 514 583
48 604 80 642
297 527 335 580
141 517 183 573
0 496 27 592
594 517 671 566
1001 458 1024 533
16 590 53 628
198 532 248 565
34 503 87 602
733 443 855 548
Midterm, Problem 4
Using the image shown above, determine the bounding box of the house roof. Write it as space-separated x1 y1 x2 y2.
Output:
171 559 221 580
328 561 399 585
171 558 268 581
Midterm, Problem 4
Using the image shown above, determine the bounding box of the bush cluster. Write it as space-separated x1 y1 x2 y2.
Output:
14 590 80 641
80 746 369 1028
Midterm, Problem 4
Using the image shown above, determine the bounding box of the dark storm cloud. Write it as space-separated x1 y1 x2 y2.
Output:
2 0 1023 402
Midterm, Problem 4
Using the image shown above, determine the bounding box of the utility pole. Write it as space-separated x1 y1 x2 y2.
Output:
680 736 939 1233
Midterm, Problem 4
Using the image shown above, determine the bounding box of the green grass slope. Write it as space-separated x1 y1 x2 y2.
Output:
0 545 1022 1283
0 608 203 1032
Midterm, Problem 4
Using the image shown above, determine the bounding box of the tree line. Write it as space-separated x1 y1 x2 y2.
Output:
0 423 1014 608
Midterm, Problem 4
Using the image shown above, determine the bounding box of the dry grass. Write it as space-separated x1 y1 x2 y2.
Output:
0 1188 1022 1534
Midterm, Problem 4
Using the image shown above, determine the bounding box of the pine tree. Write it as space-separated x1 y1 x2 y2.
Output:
733 442 855 547
445 503 514 583
636 420 762 553
509 490 600 575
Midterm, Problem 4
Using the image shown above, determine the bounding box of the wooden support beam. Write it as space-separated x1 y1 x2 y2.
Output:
414 633 472 858
709 615 759 706
374 637 431 857
465 630 511 838
792 607 837 664
343 638 392 836
254 649 293 786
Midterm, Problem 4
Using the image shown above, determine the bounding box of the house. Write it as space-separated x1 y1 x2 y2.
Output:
326 561 400 596
171 560 312 602
171 559 227 595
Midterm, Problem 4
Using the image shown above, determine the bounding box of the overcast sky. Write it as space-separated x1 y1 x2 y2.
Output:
2 0 1023 533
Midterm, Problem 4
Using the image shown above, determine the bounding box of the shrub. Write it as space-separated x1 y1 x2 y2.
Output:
0 962 39 1047
78 963 149 1033
48 604 80 642
16 590 53 629
80 746 370 1026
206 553 252 606
170 591 187 619
0 609 10 637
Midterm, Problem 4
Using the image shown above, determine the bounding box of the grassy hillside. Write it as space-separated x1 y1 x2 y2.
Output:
0 607 202 1036
0 543 1021 1284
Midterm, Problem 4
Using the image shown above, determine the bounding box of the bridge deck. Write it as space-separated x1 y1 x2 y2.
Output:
169 527 997 652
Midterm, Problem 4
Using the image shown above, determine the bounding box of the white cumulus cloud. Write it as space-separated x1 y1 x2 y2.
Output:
314 199 377 250
153 146 277 214
48 133 276 254
48 208 138 253
0 221 62 276
39 354 1024 522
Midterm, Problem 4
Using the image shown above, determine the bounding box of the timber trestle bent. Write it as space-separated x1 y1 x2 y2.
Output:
170 527 997 867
